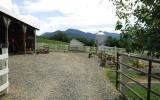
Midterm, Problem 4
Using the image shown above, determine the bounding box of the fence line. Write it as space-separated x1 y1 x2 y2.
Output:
36 43 69 52
36 43 126 55
0 48 9 94
116 53 160 100
37 43 97 53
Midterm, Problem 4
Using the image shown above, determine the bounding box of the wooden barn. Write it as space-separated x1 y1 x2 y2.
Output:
0 5 39 54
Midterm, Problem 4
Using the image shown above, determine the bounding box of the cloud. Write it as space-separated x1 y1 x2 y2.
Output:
14 0 119 34
0 0 13 11
12 3 20 15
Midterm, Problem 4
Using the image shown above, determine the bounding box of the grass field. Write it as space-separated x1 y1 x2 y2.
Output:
125 84 160 100
36 37 68 44
105 66 160 100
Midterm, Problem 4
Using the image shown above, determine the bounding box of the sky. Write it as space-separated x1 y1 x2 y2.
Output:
0 0 119 35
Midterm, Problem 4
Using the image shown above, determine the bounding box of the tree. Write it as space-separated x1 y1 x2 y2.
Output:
50 31 69 42
106 36 121 47
88 39 96 46
112 0 160 57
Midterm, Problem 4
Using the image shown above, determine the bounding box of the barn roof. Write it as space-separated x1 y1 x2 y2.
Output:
70 39 84 46
0 6 39 30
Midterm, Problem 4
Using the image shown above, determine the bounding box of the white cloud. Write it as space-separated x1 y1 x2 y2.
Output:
2 0 119 34
0 0 13 11
12 3 20 15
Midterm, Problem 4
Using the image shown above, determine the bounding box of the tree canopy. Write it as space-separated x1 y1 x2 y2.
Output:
105 36 121 47
50 31 69 42
49 31 95 46
112 0 160 57
75 36 95 46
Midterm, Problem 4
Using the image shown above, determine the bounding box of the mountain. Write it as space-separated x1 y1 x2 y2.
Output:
41 32 53 37
41 29 120 39
65 29 95 39
103 32 120 38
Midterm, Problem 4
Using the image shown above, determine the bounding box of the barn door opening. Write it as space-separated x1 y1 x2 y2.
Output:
26 27 35 54
8 21 24 54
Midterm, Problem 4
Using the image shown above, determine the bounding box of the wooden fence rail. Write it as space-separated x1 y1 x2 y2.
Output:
0 48 9 95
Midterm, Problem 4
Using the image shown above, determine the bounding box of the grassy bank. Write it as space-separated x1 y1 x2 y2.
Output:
36 37 68 44
105 66 116 86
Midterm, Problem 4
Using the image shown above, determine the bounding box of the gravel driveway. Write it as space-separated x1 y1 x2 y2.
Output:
0 52 119 100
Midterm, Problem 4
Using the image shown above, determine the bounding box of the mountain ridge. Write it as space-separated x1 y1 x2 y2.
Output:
41 29 120 39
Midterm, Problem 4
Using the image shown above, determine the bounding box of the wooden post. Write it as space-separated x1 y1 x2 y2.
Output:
55 44 57 51
3 16 11 48
22 25 27 54
119 55 128 95
33 29 36 53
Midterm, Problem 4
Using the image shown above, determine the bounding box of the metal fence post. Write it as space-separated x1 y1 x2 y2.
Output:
119 55 128 95
116 53 119 89
147 60 152 100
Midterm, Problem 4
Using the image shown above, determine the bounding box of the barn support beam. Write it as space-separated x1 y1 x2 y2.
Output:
22 25 27 54
33 29 36 53
3 16 11 48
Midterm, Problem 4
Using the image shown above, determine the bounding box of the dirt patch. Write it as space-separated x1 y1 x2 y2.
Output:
0 52 119 100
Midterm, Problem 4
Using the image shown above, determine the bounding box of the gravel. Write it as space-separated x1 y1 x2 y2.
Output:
0 52 120 100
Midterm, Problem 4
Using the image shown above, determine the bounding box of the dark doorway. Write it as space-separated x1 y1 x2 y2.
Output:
0 16 6 46
26 27 35 53
8 21 24 54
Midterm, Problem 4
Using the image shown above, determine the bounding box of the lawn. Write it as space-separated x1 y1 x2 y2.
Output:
105 66 117 86
105 65 160 100
125 84 160 100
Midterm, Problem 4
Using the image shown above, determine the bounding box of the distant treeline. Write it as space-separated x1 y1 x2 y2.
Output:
39 31 123 47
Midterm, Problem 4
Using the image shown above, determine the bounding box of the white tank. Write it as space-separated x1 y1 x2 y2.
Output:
0 0 13 11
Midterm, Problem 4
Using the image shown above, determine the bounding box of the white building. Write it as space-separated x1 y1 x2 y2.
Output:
96 31 106 52
69 39 84 51
96 31 105 46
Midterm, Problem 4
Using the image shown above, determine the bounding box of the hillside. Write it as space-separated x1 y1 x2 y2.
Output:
65 29 95 39
41 29 120 39
37 36 68 44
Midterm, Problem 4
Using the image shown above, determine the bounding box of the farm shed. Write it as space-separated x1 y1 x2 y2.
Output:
69 39 85 51
0 5 39 54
